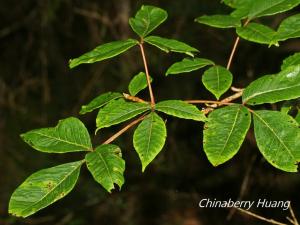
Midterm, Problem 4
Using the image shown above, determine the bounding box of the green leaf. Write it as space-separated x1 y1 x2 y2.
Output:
129 5 167 38
21 117 92 153
230 0 300 19
253 110 300 172
166 57 215 76
144 36 199 57
236 23 278 46
85 144 125 193
202 66 233 100
96 99 150 130
281 52 300 70
69 39 138 68
203 105 251 166
280 101 293 114
222 0 251 8
155 100 207 121
276 14 300 42
80 92 123 115
247 0 300 19
9 161 83 217
128 72 152 96
133 112 167 171
195 14 241 28
243 65 300 105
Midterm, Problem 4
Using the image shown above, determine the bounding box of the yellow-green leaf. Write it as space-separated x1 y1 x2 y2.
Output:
69 39 138 68
9 161 83 217
155 100 207 121
144 36 199 57
253 110 300 172
21 117 92 153
202 66 233 100
166 58 214 76
86 144 125 193
195 14 241 28
203 105 251 166
133 112 166 171
129 5 167 38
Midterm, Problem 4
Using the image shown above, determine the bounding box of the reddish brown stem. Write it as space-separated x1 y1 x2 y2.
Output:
139 42 155 108
102 115 146 145
226 19 250 70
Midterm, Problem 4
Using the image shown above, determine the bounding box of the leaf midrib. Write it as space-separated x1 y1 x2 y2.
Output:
95 150 114 187
219 107 241 156
156 105 199 118
32 131 91 150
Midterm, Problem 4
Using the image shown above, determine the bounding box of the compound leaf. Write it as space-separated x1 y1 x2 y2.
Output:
69 39 138 68
85 144 125 193
133 112 166 172
129 5 167 38
128 72 152 96
80 92 123 115
155 100 207 121
203 105 251 166
236 23 278 46
21 117 92 153
96 99 150 130
202 66 233 100
195 14 241 28
281 52 300 70
166 57 214 75
243 65 300 105
276 14 300 42
9 160 83 217
253 110 300 172
144 36 199 57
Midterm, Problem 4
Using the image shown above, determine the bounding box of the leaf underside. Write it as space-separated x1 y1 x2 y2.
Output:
195 14 241 28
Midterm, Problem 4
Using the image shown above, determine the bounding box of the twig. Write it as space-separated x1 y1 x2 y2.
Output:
227 154 257 220
236 208 288 225
287 217 296 225
289 204 299 225
226 19 250 70
185 100 234 105
231 86 244 92
123 93 147 103
102 115 147 145
139 42 155 108
227 36 241 70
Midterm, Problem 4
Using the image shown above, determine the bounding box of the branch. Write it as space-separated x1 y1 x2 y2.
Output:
139 42 155 108
289 204 299 225
187 90 244 114
102 115 147 145
236 208 288 225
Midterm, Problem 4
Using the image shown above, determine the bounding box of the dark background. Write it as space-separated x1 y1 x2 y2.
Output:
1 0 299 225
